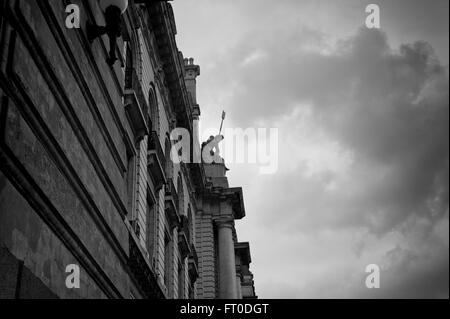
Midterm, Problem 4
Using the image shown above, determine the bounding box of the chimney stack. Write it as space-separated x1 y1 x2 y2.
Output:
184 57 202 161
184 57 201 105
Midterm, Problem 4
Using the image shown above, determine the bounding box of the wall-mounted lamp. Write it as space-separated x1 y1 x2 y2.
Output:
87 0 129 66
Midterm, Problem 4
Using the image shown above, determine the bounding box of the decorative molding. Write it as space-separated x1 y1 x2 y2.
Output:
214 217 235 229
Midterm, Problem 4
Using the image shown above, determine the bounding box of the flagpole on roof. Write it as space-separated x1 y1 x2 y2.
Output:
219 111 226 136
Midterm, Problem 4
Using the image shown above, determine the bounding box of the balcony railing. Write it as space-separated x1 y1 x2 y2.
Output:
148 131 166 189
178 215 191 259
188 243 199 284
178 230 190 260
126 68 149 123
128 233 165 299
164 178 180 228
179 214 191 242
124 68 150 141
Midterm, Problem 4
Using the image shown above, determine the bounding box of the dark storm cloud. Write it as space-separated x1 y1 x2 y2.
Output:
172 0 449 298
222 28 449 298
352 219 450 299
213 28 449 235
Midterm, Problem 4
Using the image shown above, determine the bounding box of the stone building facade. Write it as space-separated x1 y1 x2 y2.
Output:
0 0 256 299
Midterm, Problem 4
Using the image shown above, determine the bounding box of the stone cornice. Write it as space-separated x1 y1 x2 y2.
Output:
203 186 246 220
235 242 252 266
146 2 193 134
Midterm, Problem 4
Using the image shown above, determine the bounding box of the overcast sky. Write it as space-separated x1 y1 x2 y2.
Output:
172 0 449 298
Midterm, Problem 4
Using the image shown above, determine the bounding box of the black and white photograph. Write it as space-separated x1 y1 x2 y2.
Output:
0 0 448 310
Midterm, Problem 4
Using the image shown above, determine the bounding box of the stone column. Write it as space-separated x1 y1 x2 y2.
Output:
216 219 238 299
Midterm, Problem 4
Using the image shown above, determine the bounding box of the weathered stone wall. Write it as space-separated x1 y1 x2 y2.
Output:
0 0 133 298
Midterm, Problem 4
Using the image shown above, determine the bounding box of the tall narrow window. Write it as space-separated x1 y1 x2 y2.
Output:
149 85 159 134
125 43 133 89
126 149 136 217
164 231 171 291
187 206 194 244
178 261 185 299
177 174 184 215
124 44 136 221
165 138 173 179
189 283 194 299
146 197 156 263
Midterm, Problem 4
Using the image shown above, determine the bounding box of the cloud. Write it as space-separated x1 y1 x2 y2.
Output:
220 27 449 233
231 28 449 298
173 0 449 299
